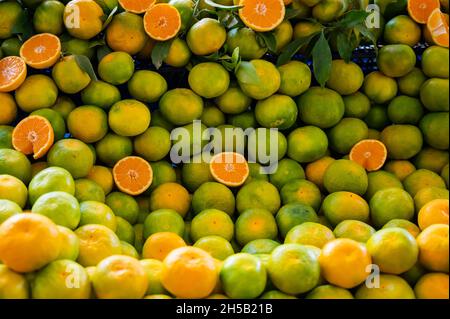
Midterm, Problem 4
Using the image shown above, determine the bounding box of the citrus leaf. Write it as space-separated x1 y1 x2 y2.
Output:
284 8 307 20
204 0 242 10
12 8 34 40
151 40 174 70
89 39 106 49
332 10 369 29
96 45 112 61
74 55 98 81
95 0 111 13
276 32 320 66
102 6 118 30
312 31 332 87
235 61 261 85
355 24 378 53
258 32 277 53
336 30 359 63
384 0 407 20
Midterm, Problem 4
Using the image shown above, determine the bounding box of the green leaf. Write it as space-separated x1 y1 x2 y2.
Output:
284 8 307 20
222 47 241 72
355 24 378 52
95 0 111 13
276 32 320 66
332 10 369 29
96 45 112 61
235 61 261 85
151 40 174 69
102 6 118 30
218 11 242 29
384 0 407 20
12 9 34 40
258 32 277 53
204 0 242 10
89 39 106 49
312 31 332 87
74 55 98 81
336 30 359 62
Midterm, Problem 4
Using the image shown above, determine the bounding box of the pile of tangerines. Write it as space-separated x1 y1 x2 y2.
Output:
0 0 449 299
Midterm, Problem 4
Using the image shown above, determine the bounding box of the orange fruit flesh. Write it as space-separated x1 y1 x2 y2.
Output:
408 0 441 24
119 0 156 13
239 0 286 32
144 3 181 41
428 9 450 47
113 156 153 195
210 152 250 187
19 33 61 70
0 56 27 93
12 115 55 160
349 140 387 172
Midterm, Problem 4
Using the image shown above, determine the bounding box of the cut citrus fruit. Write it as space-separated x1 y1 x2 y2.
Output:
427 8 449 47
0 56 27 93
12 115 55 160
210 152 249 187
239 0 286 32
349 139 388 172
19 33 61 70
407 0 441 24
119 0 156 13
113 156 153 195
143 3 181 41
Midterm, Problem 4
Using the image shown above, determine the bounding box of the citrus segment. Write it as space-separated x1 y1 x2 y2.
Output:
113 156 153 196
12 115 54 160
144 4 181 41
427 8 449 47
119 0 156 13
210 152 249 187
408 0 441 24
239 0 285 32
0 56 27 93
19 33 61 69
349 139 388 172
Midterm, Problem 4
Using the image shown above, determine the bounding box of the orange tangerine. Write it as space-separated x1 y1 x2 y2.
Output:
12 115 54 160
142 232 186 261
427 8 449 47
408 0 441 24
210 152 249 187
239 0 285 32
144 3 181 41
349 139 387 172
119 0 156 13
418 199 449 230
113 156 153 196
0 56 27 93
19 33 61 70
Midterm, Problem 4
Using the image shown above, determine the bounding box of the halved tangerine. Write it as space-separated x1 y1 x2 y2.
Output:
427 8 449 47
407 0 441 24
119 0 156 14
210 152 249 187
0 56 27 93
239 0 285 32
143 3 181 41
19 33 61 70
12 115 55 160
113 156 153 195
349 139 388 172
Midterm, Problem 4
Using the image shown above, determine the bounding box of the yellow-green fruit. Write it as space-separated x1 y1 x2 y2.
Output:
273 20 294 53
277 61 311 97
369 188 415 228
413 148 449 173
421 46 449 79
323 159 368 196
31 108 66 141
81 81 121 110
163 38 191 68
285 222 335 248
387 96 424 125
134 127 171 162
420 79 449 112
333 220 375 243
343 92 371 119
377 44 416 78
312 0 348 23
381 125 423 159
363 71 398 104
236 180 281 214
236 59 281 100
365 171 404 199
397 67 427 97
0 264 29 298
215 86 252 115
322 192 370 226
355 275 415 299
15 75 58 113
159 88 203 125
108 99 151 137
255 95 298 130
33 0 65 35
306 285 353 299
0 93 17 125
226 27 267 60
383 15 421 47
235 209 278 246
61 38 95 60
98 52 135 85
403 169 447 197
106 12 147 55
0 175 28 208
190 208 234 242
384 160 416 181
0 1 23 39
68 106 108 143
280 179 322 211
192 182 235 216
52 56 91 94
187 18 226 56
420 112 449 150
128 70 167 103
327 60 364 95
414 187 449 213
188 62 230 99
201 105 225 127
95 133 133 167
297 87 345 129
52 96 76 120
0 149 32 184
287 126 328 163
328 118 368 154
63 0 104 40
